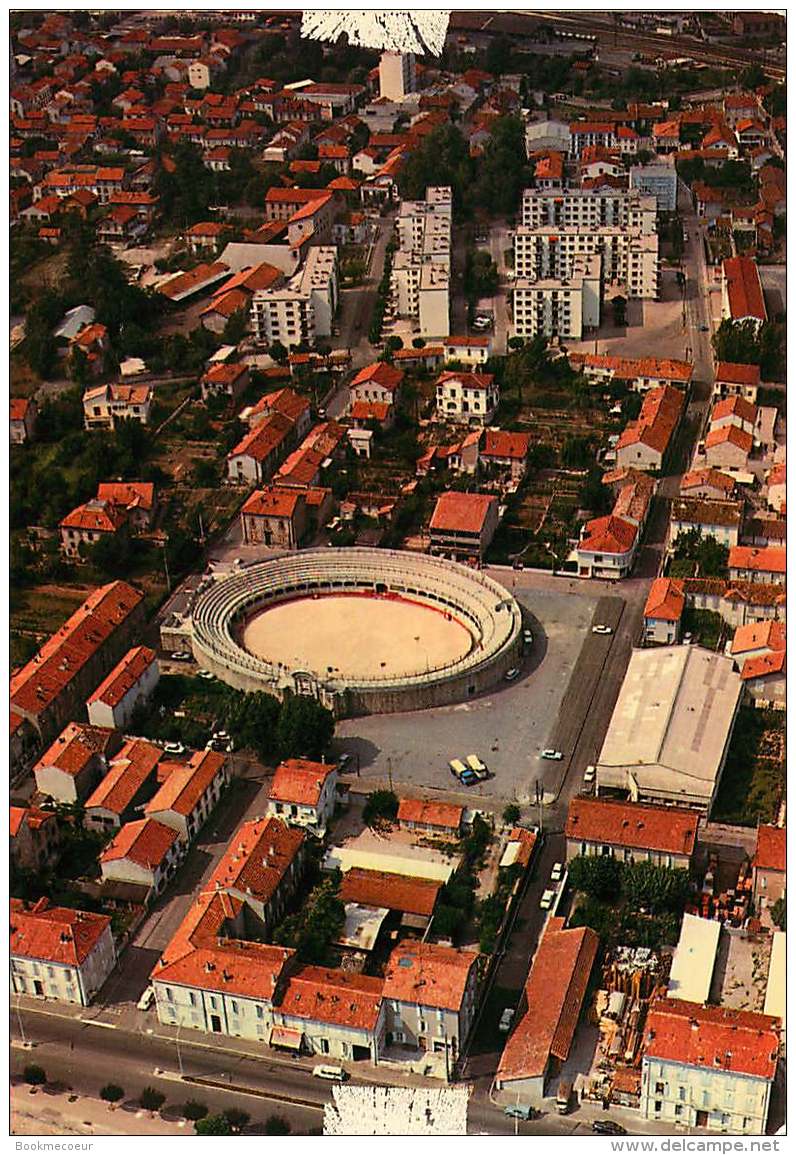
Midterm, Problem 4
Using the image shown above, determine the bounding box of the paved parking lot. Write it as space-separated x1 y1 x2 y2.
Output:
334 584 603 806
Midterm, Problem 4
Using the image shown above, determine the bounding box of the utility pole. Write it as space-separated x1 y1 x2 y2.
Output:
176 1022 184 1078
161 538 172 594
387 757 393 792
15 991 27 1046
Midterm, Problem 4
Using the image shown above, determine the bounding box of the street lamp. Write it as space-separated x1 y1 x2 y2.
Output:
175 1021 184 1078
15 989 27 1047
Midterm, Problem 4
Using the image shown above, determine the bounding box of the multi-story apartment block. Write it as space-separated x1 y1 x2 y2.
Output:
250 247 337 347
520 188 657 234
641 999 780 1134
11 898 117 1006
382 942 479 1067
512 254 601 340
629 160 679 213
390 187 451 339
514 226 659 300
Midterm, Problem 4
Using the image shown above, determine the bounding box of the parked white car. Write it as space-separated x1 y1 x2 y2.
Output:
541 749 563 761
137 986 155 1012
540 889 556 910
498 1007 515 1033
551 862 564 883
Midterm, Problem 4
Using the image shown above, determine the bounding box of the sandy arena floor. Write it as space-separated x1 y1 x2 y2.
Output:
241 594 474 681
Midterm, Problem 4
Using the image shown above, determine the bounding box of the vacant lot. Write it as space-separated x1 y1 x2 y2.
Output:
711 708 786 826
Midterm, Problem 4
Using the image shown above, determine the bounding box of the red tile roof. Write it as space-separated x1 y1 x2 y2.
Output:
145 750 226 819
715 361 761 387
202 361 248 387
753 824 786 874
85 738 162 816
574 353 693 384
351 400 391 423
269 758 336 807
429 491 497 535
680 468 735 495
579 514 638 555
96 481 155 513
278 964 383 1030
87 645 157 708
351 360 404 392
644 998 780 1080
10 397 33 422
265 186 329 206
229 411 293 462
100 817 179 870
241 486 302 520
723 256 767 323
10 807 27 838
704 424 753 454
339 868 441 917
207 816 305 904
444 335 490 349
158 261 229 301
60 498 127 534
10 582 144 723
34 721 114 778
616 384 684 456
436 369 494 391
644 577 686 622
731 620 786 657
711 395 758 426
741 649 786 681
482 429 531 461
497 918 599 1081
383 942 477 1011
729 545 786 575
11 898 111 966
397 797 464 831
566 798 699 857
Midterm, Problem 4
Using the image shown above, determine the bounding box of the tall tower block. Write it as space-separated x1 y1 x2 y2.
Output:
379 51 416 101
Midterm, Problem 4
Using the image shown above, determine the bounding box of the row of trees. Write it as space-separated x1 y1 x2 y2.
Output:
713 318 784 381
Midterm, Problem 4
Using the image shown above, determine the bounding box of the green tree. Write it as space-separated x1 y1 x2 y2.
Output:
673 527 729 578
100 1084 124 1104
771 894 786 931
622 861 691 913
502 803 521 825
275 695 335 760
222 307 249 347
264 1114 291 1135
567 854 622 901
431 903 465 940
269 340 289 365
362 789 399 826
223 1108 250 1133
561 436 595 469
89 530 134 578
272 878 345 964
24 1065 47 1086
183 1100 209 1121
223 691 280 762
140 1087 166 1112
195 1114 232 1136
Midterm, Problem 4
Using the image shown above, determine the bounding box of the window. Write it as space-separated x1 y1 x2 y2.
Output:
64 970 72 982
166 987 174 1003
675 1105 683 1117
654 1101 662 1115
189 992 197 1007
678 1087 686 1101
231 1001 239 1016
256 1005 264 1020
209 995 218 1009
320 1038 330 1054
655 1082 665 1095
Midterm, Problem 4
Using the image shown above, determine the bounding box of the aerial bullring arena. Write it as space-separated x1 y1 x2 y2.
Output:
189 548 523 717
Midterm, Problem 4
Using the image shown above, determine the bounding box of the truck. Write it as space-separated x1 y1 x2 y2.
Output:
556 1079 573 1115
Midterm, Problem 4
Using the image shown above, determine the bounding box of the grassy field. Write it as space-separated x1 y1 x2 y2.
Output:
711 707 786 826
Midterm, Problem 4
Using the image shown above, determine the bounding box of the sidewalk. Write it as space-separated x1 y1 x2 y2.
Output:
11 1083 189 1137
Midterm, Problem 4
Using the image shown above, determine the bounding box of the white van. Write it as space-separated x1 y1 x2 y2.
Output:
449 758 468 779
312 1064 347 1081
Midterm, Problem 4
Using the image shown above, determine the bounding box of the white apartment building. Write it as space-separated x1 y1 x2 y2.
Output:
390 187 451 339
86 645 159 731
629 161 679 213
434 370 499 426
251 247 338 347
379 51 416 101
10 899 117 1006
641 999 780 1134
520 188 657 234
514 226 659 300
512 254 601 340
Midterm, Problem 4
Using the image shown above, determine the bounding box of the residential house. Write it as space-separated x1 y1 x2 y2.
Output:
339 869 442 930
721 256 767 329
765 463 785 515
99 818 184 902
435 371 498 427
480 430 531 484
349 361 404 408
669 498 743 549
226 412 294 485
615 384 685 472
144 750 230 844
730 621 786 710
704 425 753 472
571 354 693 394
242 387 312 441
86 645 159 730
96 481 157 531
728 546 785 586
495 918 599 1105
266 759 339 834
83 382 152 430
10 581 145 746
382 942 479 1068
397 799 464 840
200 361 250 403
710 396 758 439
576 472 655 580
751 824 786 909
59 498 128 561
679 468 737 503
10 397 38 445
10 806 60 874
240 486 307 548
643 577 686 645
84 737 162 832
565 798 699 871
428 491 499 562
34 721 119 805
10 898 117 1006
273 965 386 1063
443 336 491 366
640 999 779 1134
185 220 226 255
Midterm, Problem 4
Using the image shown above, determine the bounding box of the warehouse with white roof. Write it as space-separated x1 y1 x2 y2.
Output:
596 646 743 813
